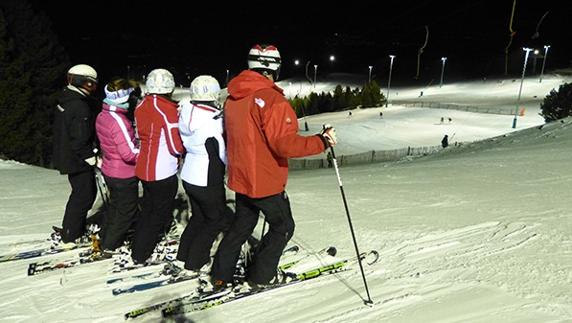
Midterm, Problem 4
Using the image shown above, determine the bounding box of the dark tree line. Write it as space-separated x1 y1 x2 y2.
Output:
289 81 385 118
0 0 69 166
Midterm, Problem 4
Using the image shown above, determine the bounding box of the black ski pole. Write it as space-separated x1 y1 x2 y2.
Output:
324 126 373 305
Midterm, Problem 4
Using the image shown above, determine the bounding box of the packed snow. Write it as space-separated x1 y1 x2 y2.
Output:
1 74 571 322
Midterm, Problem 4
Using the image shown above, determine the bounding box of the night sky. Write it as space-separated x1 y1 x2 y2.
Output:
29 0 572 86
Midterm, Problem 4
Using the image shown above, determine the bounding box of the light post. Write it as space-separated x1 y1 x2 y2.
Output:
313 64 318 90
539 45 550 83
532 49 540 74
127 65 130 80
225 69 230 86
329 55 335 62
368 65 373 83
440 57 447 88
512 47 533 129
385 55 395 107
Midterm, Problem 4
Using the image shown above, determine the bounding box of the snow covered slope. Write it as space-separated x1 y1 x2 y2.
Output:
0 76 571 322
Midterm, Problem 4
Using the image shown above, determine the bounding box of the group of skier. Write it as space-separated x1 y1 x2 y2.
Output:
51 44 337 290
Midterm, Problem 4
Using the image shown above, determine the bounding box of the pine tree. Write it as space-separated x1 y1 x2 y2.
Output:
0 0 69 166
540 83 572 122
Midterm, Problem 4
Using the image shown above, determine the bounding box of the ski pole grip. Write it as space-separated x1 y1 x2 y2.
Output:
322 124 337 158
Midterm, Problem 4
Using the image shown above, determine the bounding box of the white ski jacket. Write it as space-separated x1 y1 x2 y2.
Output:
178 101 227 186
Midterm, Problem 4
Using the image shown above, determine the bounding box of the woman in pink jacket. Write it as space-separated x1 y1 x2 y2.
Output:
96 78 139 251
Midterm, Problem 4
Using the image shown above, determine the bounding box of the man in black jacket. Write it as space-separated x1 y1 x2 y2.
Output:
52 64 100 245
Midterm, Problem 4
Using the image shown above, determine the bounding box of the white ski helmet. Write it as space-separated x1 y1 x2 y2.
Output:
67 64 98 92
190 75 221 102
145 68 175 94
247 44 281 79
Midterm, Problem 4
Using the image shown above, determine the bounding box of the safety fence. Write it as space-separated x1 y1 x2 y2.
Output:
397 101 519 116
289 145 442 170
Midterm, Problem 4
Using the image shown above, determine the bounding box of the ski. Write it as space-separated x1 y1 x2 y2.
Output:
161 250 379 318
27 249 114 276
27 237 179 276
114 244 303 296
0 241 92 263
0 226 100 263
112 267 199 296
123 245 336 319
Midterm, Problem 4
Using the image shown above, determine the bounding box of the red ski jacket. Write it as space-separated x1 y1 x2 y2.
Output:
224 70 326 198
134 94 184 181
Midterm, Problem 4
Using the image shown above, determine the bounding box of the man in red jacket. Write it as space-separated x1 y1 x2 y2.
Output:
210 44 337 290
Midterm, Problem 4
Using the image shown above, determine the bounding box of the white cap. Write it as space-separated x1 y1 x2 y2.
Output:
145 68 175 94
190 75 220 102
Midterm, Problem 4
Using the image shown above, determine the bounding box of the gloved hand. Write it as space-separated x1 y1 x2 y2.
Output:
84 156 97 167
320 124 337 147
96 156 103 169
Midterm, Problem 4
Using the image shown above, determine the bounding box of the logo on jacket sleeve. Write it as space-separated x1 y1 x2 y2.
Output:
254 97 265 108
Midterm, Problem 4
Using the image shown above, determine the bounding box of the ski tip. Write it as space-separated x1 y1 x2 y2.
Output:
326 246 337 257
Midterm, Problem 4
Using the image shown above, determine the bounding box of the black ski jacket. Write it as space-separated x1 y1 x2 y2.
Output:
52 86 98 174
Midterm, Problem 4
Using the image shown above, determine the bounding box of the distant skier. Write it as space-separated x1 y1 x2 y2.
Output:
176 75 234 273
348 111 353 118
52 64 100 246
95 78 139 252
441 135 449 148
379 111 383 118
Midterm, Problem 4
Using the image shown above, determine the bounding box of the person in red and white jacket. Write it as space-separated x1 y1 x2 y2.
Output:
95 78 139 251
210 45 337 290
131 68 184 264
176 75 234 273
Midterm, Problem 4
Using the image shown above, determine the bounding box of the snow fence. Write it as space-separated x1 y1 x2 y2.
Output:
289 145 442 170
398 101 516 115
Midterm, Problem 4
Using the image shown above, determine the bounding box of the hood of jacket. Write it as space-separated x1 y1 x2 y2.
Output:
227 70 283 100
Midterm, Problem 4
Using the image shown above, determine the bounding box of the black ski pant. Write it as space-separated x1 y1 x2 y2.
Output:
176 181 234 270
62 169 97 243
211 191 294 285
131 175 178 264
100 175 139 250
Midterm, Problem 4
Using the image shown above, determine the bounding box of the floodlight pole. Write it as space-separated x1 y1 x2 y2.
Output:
368 65 373 84
313 64 318 90
539 45 550 83
512 47 533 129
385 55 395 107
439 57 447 88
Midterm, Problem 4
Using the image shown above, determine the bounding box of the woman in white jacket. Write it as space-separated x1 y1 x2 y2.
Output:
177 75 233 272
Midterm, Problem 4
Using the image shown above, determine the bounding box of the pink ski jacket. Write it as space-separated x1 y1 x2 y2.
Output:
96 103 139 179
